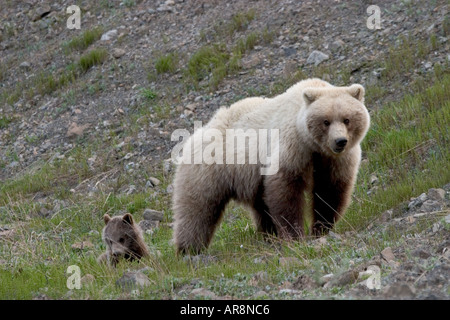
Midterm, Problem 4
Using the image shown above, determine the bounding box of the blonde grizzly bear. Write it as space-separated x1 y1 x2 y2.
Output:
98 213 149 267
172 78 370 254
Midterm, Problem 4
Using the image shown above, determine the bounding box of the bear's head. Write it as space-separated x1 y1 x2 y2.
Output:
102 213 142 262
300 84 370 156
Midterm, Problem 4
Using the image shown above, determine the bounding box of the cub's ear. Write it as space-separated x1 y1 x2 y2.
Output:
347 84 365 102
122 213 134 225
103 214 111 225
303 89 322 105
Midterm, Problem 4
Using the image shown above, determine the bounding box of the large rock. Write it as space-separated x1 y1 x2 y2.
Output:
306 50 329 66
66 122 89 138
189 288 216 299
116 271 152 291
143 209 164 221
427 188 445 201
112 48 126 59
101 29 118 41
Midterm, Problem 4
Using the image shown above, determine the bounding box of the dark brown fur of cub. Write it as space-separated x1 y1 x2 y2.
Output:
98 213 149 267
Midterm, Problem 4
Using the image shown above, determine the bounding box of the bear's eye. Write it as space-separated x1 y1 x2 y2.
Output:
119 237 125 244
344 119 350 125
323 120 330 126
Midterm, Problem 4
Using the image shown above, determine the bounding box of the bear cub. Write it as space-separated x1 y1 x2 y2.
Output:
98 213 149 267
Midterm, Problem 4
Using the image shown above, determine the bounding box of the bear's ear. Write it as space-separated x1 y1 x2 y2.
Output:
347 84 365 102
122 213 134 225
103 214 111 225
303 89 322 105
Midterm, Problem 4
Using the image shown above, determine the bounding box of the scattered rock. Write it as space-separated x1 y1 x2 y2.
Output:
384 282 416 299
419 200 442 212
292 274 317 290
278 288 301 295
101 29 118 41
71 240 94 251
138 219 159 233
166 184 174 193
184 109 194 117
253 290 268 298
444 214 450 225
88 230 100 237
116 271 152 291
427 188 445 201
126 184 137 195
411 249 431 259
249 271 269 286
183 254 218 267
189 288 216 299
381 247 396 262
328 231 342 240
112 48 126 59
319 273 334 286
19 61 31 70
370 174 379 185
32 5 52 21
0 228 14 239
149 177 161 186
380 209 393 222
163 159 175 174
66 122 89 138
185 103 197 112
408 193 427 209
143 209 164 221
306 50 329 66
81 274 95 286
329 39 345 52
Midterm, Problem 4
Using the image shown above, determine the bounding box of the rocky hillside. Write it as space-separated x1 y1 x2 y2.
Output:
0 0 449 300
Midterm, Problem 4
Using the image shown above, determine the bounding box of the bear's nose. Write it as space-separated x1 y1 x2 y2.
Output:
335 138 348 148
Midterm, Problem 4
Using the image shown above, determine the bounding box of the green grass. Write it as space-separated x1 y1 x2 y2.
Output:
78 48 108 72
227 9 256 36
63 27 103 54
0 116 12 129
186 27 275 90
337 71 450 232
155 53 178 74
0 48 107 106
140 88 157 101
186 44 230 90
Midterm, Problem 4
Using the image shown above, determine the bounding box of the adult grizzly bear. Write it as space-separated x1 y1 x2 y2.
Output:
172 78 370 254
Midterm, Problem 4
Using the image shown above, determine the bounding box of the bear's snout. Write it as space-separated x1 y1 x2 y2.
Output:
335 137 347 148
332 137 348 153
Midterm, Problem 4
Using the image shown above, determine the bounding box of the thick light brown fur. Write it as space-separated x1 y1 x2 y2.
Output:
98 213 149 267
172 78 370 254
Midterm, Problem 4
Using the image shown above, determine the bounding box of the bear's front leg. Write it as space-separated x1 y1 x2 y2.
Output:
311 153 355 236
263 169 306 240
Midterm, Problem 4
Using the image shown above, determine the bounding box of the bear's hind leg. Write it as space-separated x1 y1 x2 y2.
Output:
173 194 228 255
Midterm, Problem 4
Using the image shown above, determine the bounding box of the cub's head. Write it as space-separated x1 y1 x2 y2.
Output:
102 213 142 264
301 84 370 156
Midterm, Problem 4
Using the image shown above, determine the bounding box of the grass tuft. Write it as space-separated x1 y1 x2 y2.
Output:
63 27 103 54
155 53 179 74
78 48 108 72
